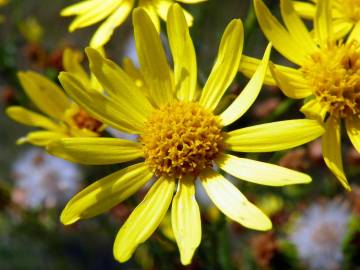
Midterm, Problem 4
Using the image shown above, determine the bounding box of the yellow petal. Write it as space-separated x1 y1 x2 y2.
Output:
90 0 134 48
226 119 324 152
171 177 201 265
333 19 353 40
314 0 332 46
138 0 161 31
85 47 153 118
24 131 67 146
18 71 70 120
133 7 174 107
292 1 316 19
113 177 175 262
280 0 317 53
200 169 272 231
61 163 153 225
62 48 89 83
322 117 350 190
154 0 194 26
68 0 122 31
216 153 311 186
254 0 308 65
300 99 328 122
348 22 360 43
346 116 360 155
6 106 60 131
269 63 313 99
167 4 197 102
47 137 143 165
239 55 276 86
61 0 104 16
219 43 271 126
199 19 244 111
59 72 144 134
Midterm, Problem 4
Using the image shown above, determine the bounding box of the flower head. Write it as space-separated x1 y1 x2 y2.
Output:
292 0 360 39
240 0 360 190
12 148 82 210
290 200 350 270
6 49 104 146
49 4 323 265
61 0 206 48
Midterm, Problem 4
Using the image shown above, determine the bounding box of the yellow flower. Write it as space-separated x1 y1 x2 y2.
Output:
240 0 359 190
49 4 324 265
61 0 206 48
6 49 104 146
292 0 360 39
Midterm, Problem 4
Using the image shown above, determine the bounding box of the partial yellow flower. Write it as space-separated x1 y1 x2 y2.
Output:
6 49 104 146
240 0 359 190
0 0 8 23
61 0 206 48
48 5 324 265
292 0 360 39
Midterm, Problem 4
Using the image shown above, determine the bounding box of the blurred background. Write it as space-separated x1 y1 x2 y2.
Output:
0 0 360 269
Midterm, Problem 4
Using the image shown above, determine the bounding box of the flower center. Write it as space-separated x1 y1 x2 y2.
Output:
141 101 224 178
341 0 360 22
301 41 360 119
72 108 103 132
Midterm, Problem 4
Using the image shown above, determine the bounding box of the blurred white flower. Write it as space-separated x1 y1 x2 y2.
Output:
290 200 350 270
12 148 82 210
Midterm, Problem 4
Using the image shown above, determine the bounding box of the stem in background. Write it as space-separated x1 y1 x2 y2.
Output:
243 1 257 48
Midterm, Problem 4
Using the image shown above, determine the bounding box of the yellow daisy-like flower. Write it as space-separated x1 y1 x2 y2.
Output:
6 49 104 146
49 4 324 265
240 0 359 190
61 0 206 48
292 0 360 39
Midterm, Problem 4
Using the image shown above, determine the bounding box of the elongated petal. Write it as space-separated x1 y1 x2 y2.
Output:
346 116 360 155
139 0 160 31
254 0 307 65
200 169 272 230
333 20 353 40
280 0 317 53
68 0 122 31
63 48 90 84
155 0 194 26
176 0 206 3
90 0 134 47
239 55 276 86
314 0 332 46
85 47 153 118
199 19 243 111
348 22 360 43
61 0 104 16
47 137 143 164
61 163 153 225
219 43 271 126
21 131 67 146
322 118 350 190
133 8 174 106
18 71 70 120
114 177 175 262
6 106 60 131
216 153 311 186
59 72 144 134
172 177 201 265
269 63 313 99
226 119 324 152
167 4 197 102
292 1 316 19
300 99 328 122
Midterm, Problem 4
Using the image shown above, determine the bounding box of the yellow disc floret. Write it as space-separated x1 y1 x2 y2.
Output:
302 41 360 119
141 101 224 178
